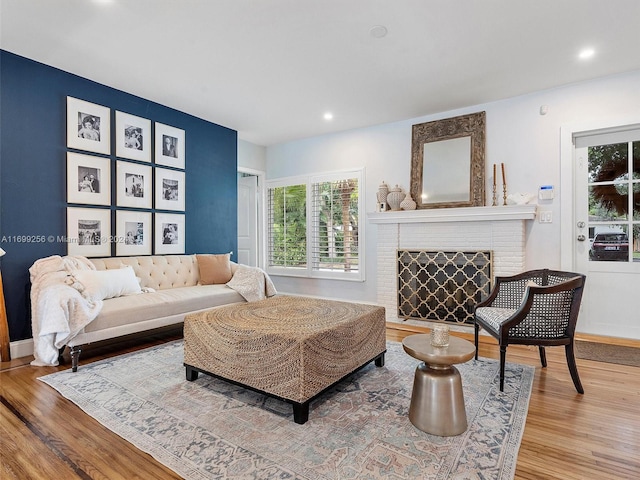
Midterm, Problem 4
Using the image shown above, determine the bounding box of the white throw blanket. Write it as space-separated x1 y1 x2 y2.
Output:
29 255 102 366
226 264 277 302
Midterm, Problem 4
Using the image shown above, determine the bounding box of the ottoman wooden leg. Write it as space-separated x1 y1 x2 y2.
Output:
293 401 310 424
185 365 199 381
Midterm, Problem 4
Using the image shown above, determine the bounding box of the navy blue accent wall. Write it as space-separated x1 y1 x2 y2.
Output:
0 50 237 342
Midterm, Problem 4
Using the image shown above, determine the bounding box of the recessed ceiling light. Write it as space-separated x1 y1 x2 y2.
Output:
578 48 595 60
369 25 388 39
323 112 334 121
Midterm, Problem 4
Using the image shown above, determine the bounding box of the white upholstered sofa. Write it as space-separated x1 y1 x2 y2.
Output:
63 254 253 371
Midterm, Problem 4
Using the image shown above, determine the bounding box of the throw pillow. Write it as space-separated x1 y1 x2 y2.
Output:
521 280 540 304
71 266 142 303
197 253 233 285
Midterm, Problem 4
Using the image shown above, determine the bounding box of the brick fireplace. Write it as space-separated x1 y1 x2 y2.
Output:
368 205 537 325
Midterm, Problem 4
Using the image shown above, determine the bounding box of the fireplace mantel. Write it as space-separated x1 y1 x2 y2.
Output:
368 204 537 224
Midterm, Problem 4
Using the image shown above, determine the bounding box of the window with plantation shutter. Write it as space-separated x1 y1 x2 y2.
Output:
311 177 359 273
266 169 364 281
267 184 307 269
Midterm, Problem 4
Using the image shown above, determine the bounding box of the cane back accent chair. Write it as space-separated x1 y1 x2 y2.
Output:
474 269 586 393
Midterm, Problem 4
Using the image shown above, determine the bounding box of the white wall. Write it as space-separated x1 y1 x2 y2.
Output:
238 139 266 172
264 70 640 303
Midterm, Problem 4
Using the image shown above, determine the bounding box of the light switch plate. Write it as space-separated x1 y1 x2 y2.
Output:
538 210 552 223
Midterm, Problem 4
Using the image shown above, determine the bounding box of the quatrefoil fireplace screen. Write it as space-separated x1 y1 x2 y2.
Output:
397 250 492 324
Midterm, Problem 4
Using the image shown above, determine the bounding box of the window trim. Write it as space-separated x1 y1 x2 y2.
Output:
266 168 365 282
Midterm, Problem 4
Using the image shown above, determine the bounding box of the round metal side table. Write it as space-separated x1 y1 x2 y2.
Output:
402 334 476 436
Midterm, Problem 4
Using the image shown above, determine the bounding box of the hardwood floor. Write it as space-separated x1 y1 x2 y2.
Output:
2 325 639 480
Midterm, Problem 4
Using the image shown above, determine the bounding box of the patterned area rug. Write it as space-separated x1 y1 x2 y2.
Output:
40 340 534 480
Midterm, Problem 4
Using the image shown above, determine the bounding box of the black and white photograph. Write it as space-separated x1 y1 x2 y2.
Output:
162 179 178 200
67 207 111 257
116 111 151 162
77 219 102 246
154 213 184 254
155 122 185 169
155 168 185 211
77 113 101 142
67 97 110 154
66 152 110 206
116 161 152 209
162 135 178 158
124 126 143 151
116 210 151 256
125 222 143 245
125 173 144 198
78 168 100 194
162 222 178 245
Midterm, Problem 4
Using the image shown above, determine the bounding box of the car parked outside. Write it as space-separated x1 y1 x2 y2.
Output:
589 233 629 261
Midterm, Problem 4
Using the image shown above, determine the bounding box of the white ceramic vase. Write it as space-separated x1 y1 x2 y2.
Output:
401 193 417 210
386 185 404 211
376 181 389 209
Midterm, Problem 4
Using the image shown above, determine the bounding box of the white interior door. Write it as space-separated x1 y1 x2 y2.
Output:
572 127 640 339
237 174 258 266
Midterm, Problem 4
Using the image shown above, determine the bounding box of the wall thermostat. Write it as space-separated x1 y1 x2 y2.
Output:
538 185 555 200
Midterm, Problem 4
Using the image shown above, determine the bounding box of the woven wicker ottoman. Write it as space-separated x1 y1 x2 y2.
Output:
183 295 386 424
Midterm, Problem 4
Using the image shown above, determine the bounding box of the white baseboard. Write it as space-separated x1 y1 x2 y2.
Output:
9 338 34 359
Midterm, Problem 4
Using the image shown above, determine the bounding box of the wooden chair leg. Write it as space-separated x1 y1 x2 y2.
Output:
538 346 547 367
565 343 584 394
499 345 507 392
474 322 480 360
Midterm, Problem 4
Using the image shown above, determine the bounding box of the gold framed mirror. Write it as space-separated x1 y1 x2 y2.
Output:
410 111 486 209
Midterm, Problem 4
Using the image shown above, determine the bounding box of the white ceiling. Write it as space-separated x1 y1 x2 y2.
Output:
2 0 639 146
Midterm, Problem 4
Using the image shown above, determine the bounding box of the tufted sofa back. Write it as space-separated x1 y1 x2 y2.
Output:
90 255 200 290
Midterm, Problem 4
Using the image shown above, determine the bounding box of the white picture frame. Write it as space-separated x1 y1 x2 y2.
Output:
155 122 185 169
154 213 185 254
115 210 152 256
115 111 151 162
67 96 110 154
155 168 185 211
67 207 111 257
116 161 153 209
66 152 111 206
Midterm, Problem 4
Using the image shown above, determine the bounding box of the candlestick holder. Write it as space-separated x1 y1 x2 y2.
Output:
492 185 498 206
502 184 508 206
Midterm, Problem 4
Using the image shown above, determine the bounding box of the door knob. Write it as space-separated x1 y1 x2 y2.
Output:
577 234 586 241
577 221 585 228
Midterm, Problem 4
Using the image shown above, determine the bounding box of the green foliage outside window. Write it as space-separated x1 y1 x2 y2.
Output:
270 185 307 267
314 179 359 271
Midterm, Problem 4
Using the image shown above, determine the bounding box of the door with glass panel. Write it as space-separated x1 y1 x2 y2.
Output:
574 129 640 339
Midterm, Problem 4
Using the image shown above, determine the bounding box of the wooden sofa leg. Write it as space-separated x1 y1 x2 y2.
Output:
70 346 81 372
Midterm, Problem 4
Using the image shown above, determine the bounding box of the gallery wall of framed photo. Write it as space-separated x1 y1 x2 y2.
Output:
66 96 186 257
